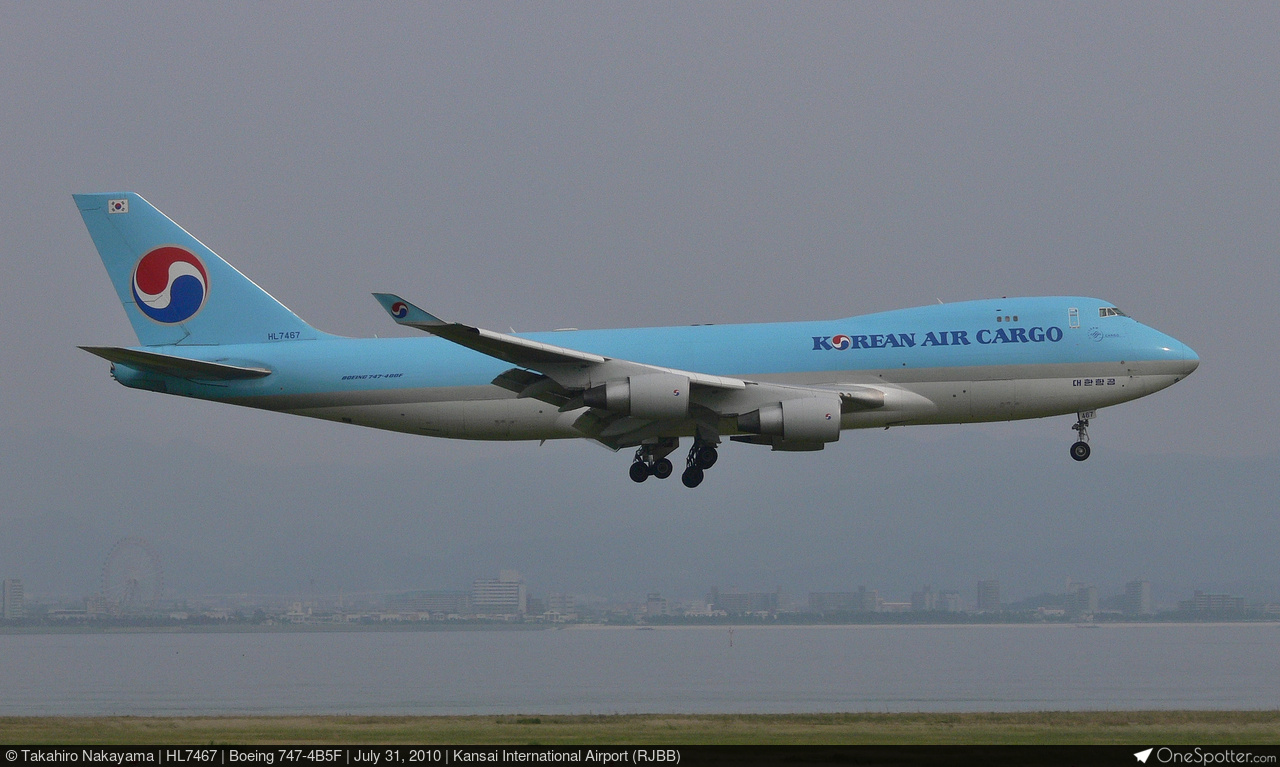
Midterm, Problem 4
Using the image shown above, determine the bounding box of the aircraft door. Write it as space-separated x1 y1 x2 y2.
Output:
969 379 1019 420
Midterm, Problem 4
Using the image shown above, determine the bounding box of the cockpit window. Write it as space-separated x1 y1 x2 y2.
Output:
1099 307 1128 318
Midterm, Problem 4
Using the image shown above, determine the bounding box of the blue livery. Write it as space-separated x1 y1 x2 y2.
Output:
75 193 1199 487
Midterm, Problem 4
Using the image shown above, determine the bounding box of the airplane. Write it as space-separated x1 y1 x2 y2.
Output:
74 193 1199 488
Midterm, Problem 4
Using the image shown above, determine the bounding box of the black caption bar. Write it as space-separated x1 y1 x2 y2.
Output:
4 746 1280 767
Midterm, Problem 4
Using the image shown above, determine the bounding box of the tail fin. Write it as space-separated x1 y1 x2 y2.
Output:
74 193 323 346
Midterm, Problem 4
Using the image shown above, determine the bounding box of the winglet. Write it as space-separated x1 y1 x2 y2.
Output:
372 293 446 327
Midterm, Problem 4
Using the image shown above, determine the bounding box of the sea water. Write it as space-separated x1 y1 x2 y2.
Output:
1 623 1276 715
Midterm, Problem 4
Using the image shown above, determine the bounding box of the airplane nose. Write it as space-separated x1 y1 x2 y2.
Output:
1181 344 1200 376
1168 336 1199 377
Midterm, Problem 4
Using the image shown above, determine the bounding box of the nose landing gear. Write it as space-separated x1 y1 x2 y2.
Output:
1070 411 1093 462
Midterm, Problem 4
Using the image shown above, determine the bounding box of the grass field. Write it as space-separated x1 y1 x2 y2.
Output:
2 711 1278 745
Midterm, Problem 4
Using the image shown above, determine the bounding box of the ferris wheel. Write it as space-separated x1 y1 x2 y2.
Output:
101 537 164 615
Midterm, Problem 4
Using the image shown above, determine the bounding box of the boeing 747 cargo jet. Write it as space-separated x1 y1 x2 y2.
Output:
75 193 1199 487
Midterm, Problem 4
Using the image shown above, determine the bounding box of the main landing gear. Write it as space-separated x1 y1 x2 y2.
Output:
1070 411 1093 462
629 439 677 483
681 438 718 488
628 437 719 488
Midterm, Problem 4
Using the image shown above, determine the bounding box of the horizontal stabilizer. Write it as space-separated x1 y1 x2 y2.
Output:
80 346 272 380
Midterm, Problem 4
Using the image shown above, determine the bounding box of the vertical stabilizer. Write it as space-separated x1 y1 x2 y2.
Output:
74 193 323 346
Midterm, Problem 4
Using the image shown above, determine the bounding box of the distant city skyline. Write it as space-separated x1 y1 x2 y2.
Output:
5 561 1274 627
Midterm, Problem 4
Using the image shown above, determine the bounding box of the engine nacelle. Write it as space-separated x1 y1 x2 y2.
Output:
582 373 690 421
737 396 841 443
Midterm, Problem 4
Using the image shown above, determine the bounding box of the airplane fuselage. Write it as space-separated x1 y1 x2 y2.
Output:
109 295 1197 443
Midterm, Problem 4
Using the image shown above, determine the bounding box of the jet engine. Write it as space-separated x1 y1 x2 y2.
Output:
737 396 841 443
582 372 690 420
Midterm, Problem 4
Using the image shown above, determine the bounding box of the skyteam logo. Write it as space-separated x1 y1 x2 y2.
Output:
131 246 209 324
390 301 409 319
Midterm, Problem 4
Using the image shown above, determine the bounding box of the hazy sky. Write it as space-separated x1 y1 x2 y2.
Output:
2 3 1276 604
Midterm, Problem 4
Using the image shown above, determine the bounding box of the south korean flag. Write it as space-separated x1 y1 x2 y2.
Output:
108 199 129 214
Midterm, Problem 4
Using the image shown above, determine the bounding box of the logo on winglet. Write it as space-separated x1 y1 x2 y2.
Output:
390 301 409 319
131 246 209 324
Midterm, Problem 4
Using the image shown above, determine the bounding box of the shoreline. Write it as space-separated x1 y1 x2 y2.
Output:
3 711 1279 745
2 619 1278 635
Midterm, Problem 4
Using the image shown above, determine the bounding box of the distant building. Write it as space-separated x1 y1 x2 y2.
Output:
543 593 576 621
1123 580 1154 616
809 587 878 613
388 590 471 616
472 571 527 615
709 588 779 614
939 590 963 613
976 580 1000 612
85 593 108 617
547 593 575 613
646 593 669 616
678 600 716 617
911 585 937 611
2 579 23 620
1178 591 1246 614
1068 585 1098 617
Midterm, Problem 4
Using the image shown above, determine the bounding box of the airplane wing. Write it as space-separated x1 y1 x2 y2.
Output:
373 293 923 450
372 293 746 393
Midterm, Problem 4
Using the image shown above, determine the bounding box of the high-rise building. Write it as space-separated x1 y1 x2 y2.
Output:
939 590 963 613
976 580 1000 612
911 585 937 611
471 571 527 615
1068 585 1098 616
547 593 575 613
646 593 669 616
2 579 24 620
1124 580 1154 616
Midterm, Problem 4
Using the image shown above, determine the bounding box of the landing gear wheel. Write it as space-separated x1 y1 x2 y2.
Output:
1070 412 1093 462
629 461 650 483
651 458 673 479
694 446 718 470
681 466 704 488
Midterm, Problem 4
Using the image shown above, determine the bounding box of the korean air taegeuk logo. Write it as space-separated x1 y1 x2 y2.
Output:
131 246 209 324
